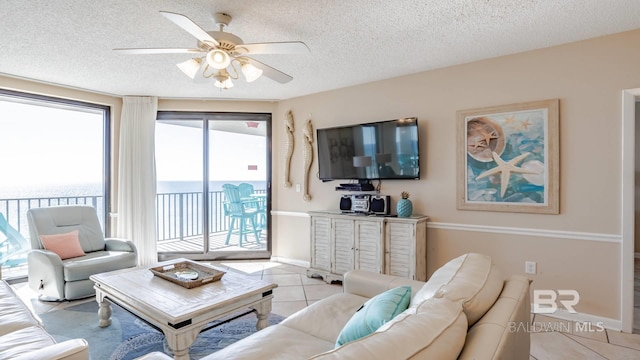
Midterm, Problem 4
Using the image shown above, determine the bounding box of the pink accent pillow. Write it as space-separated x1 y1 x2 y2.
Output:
40 230 86 260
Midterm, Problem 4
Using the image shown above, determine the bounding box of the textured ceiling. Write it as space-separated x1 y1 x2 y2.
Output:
1 0 640 101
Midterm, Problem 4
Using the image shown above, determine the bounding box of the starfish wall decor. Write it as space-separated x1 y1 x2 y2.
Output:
475 152 540 198
457 99 559 214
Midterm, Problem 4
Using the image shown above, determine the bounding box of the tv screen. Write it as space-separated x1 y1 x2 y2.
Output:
316 117 420 180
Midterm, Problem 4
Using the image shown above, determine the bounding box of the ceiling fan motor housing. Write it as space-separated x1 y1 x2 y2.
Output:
207 31 243 51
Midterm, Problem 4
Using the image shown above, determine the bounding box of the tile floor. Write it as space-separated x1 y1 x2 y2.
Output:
11 260 640 359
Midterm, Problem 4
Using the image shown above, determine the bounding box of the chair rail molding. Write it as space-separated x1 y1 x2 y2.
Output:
428 222 620 243
271 211 619 243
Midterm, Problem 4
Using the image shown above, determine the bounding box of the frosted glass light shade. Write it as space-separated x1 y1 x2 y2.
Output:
176 58 202 79
214 78 234 89
206 49 231 69
241 63 263 82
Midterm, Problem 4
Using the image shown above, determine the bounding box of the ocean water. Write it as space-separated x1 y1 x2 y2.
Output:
0 181 267 199
0 180 267 238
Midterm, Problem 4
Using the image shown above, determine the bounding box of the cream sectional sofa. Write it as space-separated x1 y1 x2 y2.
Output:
139 253 531 359
0 280 89 360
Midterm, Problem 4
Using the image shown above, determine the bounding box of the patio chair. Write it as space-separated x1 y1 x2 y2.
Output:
27 205 138 301
238 183 255 198
222 184 261 247
238 183 267 229
0 212 29 268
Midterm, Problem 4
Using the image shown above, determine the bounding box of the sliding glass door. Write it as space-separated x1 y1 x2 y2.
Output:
155 112 271 260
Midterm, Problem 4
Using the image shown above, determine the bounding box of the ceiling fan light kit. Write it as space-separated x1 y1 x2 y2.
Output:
206 49 231 69
214 77 234 89
213 69 234 89
114 10 310 90
177 58 202 79
241 62 263 82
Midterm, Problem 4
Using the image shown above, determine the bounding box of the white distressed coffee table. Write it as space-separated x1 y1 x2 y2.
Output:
89 258 277 360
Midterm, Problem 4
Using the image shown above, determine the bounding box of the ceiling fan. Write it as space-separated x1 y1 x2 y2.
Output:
114 11 310 89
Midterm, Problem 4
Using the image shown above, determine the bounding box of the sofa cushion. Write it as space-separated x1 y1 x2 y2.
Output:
201 322 334 360
0 325 56 359
40 230 86 260
0 281 41 336
311 297 468 360
458 275 532 360
335 286 411 346
410 253 503 326
280 293 369 343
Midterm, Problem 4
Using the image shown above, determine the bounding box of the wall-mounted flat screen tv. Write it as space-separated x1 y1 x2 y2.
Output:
316 117 420 181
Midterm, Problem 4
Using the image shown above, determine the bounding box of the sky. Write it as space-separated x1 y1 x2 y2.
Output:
155 121 266 182
0 97 267 191
0 99 104 187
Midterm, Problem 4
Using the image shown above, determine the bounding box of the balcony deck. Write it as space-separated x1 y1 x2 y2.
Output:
157 230 267 252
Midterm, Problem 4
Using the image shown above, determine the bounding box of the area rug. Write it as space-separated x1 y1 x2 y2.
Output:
39 301 284 360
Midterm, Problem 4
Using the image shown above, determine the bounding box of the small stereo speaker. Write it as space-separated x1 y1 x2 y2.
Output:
370 195 390 215
339 195 352 212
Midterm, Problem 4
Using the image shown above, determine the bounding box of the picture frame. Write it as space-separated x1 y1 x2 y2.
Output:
456 99 559 214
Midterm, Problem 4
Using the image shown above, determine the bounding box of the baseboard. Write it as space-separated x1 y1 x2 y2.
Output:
271 256 310 269
271 210 310 218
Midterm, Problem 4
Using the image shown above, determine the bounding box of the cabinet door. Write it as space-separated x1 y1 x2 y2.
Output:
332 219 355 275
385 222 415 279
310 216 331 272
355 220 383 273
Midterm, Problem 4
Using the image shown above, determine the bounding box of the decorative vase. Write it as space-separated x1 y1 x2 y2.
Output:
397 198 413 218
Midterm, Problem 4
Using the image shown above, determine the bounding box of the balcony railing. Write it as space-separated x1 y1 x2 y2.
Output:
1 195 105 239
0 190 266 279
0 189 266 244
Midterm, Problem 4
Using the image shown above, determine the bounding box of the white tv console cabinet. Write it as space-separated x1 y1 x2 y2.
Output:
307 211 428 283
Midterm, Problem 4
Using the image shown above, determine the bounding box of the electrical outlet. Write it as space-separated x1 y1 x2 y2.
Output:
525 261 537 274
295 184 301 192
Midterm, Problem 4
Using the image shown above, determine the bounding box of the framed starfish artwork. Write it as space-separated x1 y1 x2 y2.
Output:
456 99 559 214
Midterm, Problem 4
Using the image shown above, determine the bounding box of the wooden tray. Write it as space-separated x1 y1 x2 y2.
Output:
150 260 225 289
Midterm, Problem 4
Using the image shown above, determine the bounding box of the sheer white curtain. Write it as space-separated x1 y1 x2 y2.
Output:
117 96 158 265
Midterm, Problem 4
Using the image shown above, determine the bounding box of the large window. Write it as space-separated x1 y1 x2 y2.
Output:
155 112 271 260
0 89 110 280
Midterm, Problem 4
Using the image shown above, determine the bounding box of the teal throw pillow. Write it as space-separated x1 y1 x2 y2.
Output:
335 286 412 347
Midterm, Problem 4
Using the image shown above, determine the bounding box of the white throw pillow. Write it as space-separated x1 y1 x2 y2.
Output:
310 297 468 360
410 253 504 326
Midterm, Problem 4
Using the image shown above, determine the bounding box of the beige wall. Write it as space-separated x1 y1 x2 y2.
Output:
271 29 640 323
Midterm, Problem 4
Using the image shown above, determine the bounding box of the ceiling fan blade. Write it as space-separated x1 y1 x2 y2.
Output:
160 11 219 47
114 48 205 54
244 57 293 83
237 41 310 55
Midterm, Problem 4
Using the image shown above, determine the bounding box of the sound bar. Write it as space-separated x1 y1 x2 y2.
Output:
336 183 375 191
